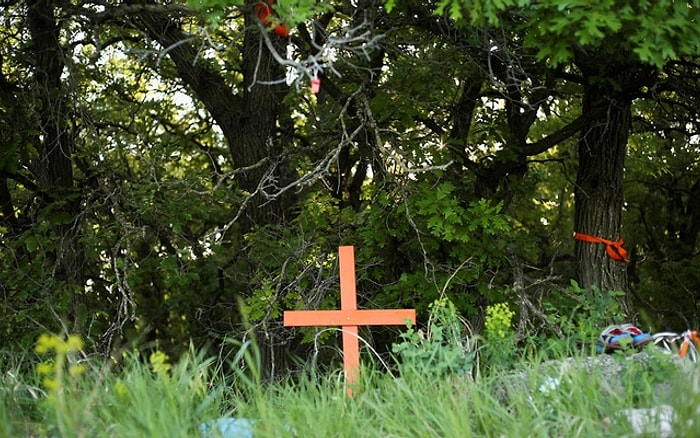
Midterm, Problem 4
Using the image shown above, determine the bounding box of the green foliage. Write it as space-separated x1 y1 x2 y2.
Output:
5 342 700 437
624 106 700 329
188 0 334 29
480 301 517 370
0 349 45 435
237 219 340 347
1 0 699 385
221 338 264 400
428 0 700 66
544 280 627 343
24 342 224 437
0 218 77 345
414 182 510 251
392 297 475 376
355 181 513 316
33 334 90 436
617 348 680 400
484 302 515 339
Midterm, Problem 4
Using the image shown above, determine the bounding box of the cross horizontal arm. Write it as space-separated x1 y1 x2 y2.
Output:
284 309 416 327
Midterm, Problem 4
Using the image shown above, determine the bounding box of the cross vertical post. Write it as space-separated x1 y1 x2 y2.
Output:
283 246 416 396
338 245 360 387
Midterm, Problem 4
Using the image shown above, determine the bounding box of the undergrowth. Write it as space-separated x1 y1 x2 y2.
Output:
2 329 700 437
0 288 696 437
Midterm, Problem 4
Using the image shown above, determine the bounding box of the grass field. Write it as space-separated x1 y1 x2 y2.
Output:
2 333 700 437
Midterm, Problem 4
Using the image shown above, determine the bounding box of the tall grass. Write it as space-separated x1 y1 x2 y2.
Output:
2 339 700 437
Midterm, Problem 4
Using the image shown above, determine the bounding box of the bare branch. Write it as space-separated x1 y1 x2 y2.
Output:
249 18 384 91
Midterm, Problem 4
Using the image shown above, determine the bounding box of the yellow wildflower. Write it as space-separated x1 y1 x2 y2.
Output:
150 351 172 375
35 334 59 354
68 363 86 377
43 378 58 391
56 334 84 354
36 361 54 375
113 380 128 399
485 302 515 339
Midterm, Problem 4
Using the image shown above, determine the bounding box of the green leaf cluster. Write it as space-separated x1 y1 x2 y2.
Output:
188 0 334 29
543 280 627 342
427 0 700 66
348 180 513 316
412 181 511 261
392 297 475 376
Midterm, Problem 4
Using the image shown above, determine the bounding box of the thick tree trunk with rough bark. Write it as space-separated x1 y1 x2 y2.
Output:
135 0 293 233
28 0 86 331
574 78 632 312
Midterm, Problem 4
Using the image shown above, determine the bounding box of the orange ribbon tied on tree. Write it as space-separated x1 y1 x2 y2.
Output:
573 232 629 263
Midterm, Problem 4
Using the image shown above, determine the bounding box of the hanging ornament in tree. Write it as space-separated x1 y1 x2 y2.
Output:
255 0 289 38
310 76 321 94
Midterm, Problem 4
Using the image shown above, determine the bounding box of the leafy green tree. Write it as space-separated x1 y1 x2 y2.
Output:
2 0 700 379
625 69 700 329
0 0 86 340
412 0 700 312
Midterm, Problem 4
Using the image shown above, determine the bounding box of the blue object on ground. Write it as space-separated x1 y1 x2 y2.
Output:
200 418 257 438
596 333 632 353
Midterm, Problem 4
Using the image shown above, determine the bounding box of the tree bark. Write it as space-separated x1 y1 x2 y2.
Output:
133 0 293 232
130 1 299 377
28 0 85 331
573 78 631 308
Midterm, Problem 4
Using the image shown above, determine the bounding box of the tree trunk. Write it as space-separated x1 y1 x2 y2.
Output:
132 1 296 377
134 1 293 232
574 78 632 312
28 0 85 332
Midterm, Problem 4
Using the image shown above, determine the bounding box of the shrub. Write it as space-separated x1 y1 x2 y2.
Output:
392 297 476 377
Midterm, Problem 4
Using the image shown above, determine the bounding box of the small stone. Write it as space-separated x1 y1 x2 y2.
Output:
620 405 674 438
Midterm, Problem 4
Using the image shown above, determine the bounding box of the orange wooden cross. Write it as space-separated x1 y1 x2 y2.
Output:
284 246 416 395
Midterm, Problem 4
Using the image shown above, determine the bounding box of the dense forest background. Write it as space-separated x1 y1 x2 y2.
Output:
1 0 700 377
